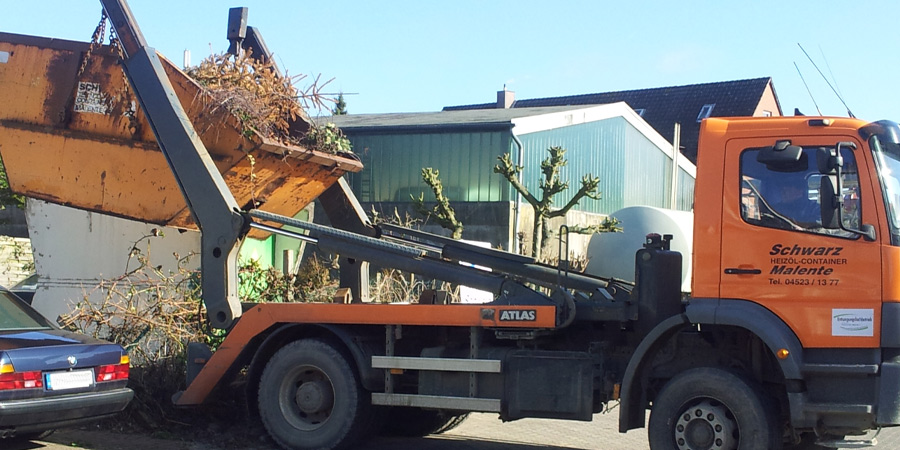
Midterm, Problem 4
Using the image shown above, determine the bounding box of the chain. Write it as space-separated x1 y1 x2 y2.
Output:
107 17 130 104
76 10 109 77
107 15 125 60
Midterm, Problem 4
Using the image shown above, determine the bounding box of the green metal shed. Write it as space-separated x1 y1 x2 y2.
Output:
325 102 694 254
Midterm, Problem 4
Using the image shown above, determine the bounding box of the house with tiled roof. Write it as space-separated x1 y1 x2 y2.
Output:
444 77 782 163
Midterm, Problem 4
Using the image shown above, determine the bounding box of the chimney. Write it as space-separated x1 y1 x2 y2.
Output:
497 87 515 109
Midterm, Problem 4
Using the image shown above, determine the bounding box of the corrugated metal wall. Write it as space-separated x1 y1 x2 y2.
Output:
624 120 673 210
348 131 511 203
518 117 689 214
345 117 694 214
517 119 623 214
677 168 696 211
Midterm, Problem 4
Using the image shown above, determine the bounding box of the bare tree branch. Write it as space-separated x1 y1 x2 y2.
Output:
412 168 463 239
494 146 604 259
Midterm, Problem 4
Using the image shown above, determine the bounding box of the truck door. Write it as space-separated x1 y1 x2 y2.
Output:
719 138 881 348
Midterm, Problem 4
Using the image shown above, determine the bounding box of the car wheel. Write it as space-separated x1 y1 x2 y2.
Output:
648 367 781 450
258 339 371 450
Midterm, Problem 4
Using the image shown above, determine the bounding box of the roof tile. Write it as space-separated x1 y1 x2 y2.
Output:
444 77 777 162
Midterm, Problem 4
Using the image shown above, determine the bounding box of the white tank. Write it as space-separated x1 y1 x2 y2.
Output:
584 206 693 292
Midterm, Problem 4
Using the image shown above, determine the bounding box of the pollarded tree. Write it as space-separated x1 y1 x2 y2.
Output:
411 167 463 239
494 146 601 259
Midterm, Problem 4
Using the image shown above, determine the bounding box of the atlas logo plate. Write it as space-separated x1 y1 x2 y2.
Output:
499 309 537 321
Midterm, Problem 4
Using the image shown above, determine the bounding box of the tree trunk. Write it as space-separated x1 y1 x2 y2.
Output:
531 213 544 259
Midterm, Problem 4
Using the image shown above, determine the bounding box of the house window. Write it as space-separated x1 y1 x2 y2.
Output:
634 108 645 117
761 110 772 117
697 104 715 122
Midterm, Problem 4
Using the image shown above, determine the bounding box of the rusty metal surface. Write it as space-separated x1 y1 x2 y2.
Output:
0 32 361 234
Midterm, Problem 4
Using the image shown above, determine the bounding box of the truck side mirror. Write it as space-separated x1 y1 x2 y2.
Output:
757 140 804 171
817 141 876 241
819 175 841 228
816 146 844 174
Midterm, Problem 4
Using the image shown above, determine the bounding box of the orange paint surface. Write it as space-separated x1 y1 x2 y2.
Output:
695 117 884 348
176 302 557 405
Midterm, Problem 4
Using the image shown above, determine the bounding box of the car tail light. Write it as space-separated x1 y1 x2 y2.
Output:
0 363 43 390
96 355 130 382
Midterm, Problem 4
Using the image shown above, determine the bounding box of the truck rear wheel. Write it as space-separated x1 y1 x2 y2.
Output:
648 367 780 450
258 339 370 450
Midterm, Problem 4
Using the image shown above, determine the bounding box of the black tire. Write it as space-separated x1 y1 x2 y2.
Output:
258 339 370 450
379 408 469 437
648 367 781 450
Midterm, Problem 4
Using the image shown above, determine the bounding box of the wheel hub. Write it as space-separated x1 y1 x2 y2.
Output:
295 379 334 415
674 399 738 450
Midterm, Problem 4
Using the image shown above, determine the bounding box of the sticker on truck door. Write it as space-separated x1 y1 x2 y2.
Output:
766 243 846 286
832 309 874 337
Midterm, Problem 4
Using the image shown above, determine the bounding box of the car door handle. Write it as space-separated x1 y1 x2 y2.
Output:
724 268 762 275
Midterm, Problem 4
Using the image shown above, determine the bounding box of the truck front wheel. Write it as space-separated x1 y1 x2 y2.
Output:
258 339 370 450
648 367 780 450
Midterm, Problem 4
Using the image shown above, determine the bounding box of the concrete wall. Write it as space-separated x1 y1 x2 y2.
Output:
512 204 610 261
26 200 200 322
360 201 607 261
361 201 512 248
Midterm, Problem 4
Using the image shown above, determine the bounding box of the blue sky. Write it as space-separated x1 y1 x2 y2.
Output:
4 1 898 120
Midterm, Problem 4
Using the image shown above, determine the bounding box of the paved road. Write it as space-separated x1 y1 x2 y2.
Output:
17 412 646 450
20 411 899 450
380 412 896 450
378 411 651 450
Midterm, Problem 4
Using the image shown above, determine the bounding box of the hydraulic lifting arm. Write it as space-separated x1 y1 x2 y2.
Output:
99 0 247 330
96 0 619 333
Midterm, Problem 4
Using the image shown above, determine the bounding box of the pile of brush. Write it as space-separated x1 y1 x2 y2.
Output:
187 51 350 154
187 51 306 144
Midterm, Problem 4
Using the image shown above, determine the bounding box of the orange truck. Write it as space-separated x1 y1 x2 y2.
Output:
1 1 899 449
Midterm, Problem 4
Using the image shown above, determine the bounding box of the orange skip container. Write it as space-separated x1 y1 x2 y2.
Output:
0 32 361 237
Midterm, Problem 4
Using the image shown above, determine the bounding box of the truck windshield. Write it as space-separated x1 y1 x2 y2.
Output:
867 121 900 245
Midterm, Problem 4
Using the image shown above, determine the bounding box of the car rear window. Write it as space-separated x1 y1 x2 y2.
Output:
0 291 53 330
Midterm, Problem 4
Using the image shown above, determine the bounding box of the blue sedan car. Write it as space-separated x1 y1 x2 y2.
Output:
0 288 133 440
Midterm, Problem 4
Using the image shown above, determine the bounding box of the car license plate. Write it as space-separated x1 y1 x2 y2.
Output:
45 369 94 391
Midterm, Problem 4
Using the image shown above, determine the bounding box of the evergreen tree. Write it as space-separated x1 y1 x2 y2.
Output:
332 93 348 115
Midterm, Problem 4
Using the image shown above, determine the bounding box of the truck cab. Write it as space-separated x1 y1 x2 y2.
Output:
686 116 900 442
